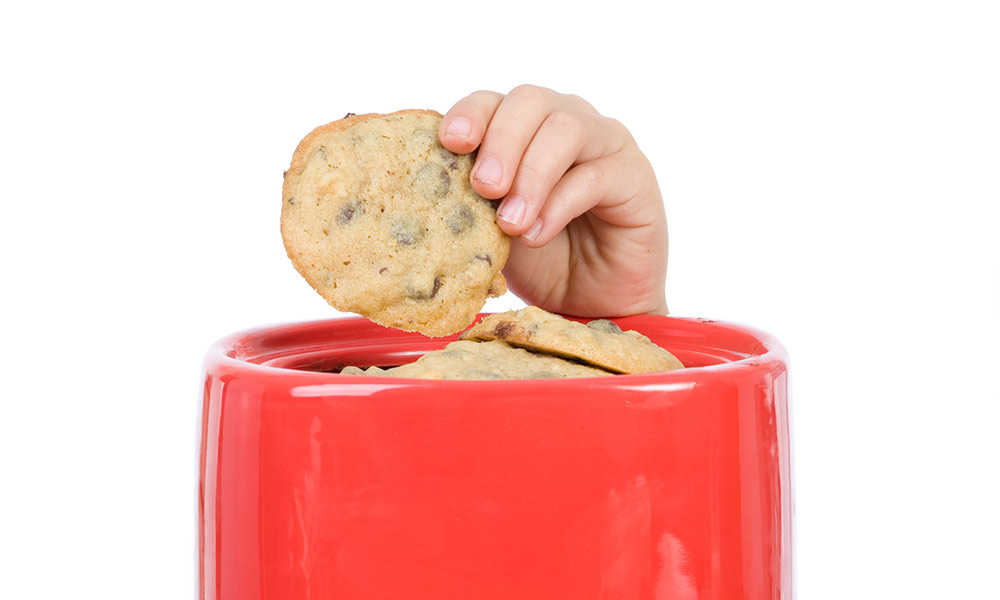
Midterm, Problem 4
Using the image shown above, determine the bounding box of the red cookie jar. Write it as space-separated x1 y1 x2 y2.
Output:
199 314 792 599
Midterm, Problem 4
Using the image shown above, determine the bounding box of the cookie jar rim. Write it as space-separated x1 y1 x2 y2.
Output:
202 313 787 389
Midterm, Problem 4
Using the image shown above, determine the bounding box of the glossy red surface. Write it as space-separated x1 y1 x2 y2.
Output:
199 315 792 599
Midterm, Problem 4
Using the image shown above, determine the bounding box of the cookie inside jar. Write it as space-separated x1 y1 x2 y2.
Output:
338 307 685 380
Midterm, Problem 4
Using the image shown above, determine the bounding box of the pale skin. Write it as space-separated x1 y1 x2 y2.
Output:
438 84 669 317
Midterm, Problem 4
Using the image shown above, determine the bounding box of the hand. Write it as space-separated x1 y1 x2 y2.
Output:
438 85 669 317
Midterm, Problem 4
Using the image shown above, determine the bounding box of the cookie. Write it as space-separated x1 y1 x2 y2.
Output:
344 339 614 380
281 110 510 337
459 306 684 374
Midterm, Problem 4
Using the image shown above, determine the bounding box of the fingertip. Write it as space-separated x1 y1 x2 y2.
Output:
439 116 479 153
497 220 518 236
439 89 504 153
496 217 523 237
520 218 545 245
471 156 506 199
496 194 527 229
502 216 549 248
471 178 504 200
444 116 473 138
516 232 548 249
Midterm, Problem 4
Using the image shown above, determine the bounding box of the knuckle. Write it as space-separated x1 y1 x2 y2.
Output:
454 90 503 114
470 89 504 103
546 110 588 137
602 115 625 131
564 93 597 112
605 116 633 140
507 83 550 102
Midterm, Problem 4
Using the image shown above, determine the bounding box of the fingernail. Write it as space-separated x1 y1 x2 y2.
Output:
473 157 502 186
523 218 543 242
497 195 526 226
444 117 472 139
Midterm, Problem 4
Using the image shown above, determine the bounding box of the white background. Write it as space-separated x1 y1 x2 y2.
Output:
2 1 998 598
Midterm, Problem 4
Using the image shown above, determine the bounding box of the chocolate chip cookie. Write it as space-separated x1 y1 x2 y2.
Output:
344 339 614 380
281 110 510 336
459 306 685 374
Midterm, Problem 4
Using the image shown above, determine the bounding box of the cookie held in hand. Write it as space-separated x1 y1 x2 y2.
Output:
281 110 510 336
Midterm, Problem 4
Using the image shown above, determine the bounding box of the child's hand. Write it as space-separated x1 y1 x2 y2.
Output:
439 85 669 317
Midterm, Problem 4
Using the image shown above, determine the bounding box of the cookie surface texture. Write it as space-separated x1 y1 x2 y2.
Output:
281 110 510 336
459 306 685 374
375 340 613 380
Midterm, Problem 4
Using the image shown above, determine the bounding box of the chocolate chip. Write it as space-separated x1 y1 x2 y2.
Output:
411 163 450 200
391 218 425 246
407 276 442 300
336 200 362 225
474 254 493 266
439 147 460 170
447 204 475 234
493 321 514 339
587 319 622 334
287 196 296 205
429 277 443 298
344 112 356 118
